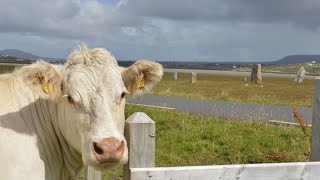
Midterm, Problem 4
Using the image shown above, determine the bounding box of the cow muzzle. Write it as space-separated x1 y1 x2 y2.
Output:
93 137 125 163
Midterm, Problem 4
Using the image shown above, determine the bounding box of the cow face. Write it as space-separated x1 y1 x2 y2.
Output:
25 45 163 170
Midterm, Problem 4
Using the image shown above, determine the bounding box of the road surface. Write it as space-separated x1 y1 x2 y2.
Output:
128 95 312 126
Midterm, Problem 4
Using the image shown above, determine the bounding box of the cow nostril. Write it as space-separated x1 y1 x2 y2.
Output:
117 141 124 152
93 142 104 155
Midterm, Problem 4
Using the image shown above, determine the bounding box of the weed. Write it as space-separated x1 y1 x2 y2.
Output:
292 106 309 135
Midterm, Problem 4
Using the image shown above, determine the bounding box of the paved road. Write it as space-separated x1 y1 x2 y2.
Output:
128 95 313 125
164 69 318 79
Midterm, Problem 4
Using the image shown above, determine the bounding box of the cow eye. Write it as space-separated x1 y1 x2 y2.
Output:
67 96 74 104
121 92 126 99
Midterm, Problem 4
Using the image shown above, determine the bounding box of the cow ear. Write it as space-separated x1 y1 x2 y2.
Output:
24 61 64 101
121 60 163 97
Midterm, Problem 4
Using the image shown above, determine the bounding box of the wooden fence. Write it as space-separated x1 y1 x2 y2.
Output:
86 78 320 180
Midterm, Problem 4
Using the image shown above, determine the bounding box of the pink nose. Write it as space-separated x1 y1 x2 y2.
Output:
93 137 125 163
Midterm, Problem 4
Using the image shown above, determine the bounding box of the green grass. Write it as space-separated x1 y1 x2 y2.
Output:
238 64 320 75
0 64 315 107
151 72 314 107
0 64 22 74
0 64 312 179
263 64 319 74
102 105 311 179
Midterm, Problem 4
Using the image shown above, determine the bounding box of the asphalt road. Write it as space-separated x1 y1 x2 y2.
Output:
128 95 313 125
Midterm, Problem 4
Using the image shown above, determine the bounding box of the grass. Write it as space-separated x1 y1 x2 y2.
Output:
0 64 315 107
0 64 22 74
237 64 320 75
0 64 312 179
102 104 311 179
151 72 314 107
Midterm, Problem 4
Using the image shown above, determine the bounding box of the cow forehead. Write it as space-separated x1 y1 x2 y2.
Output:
65 64 124 94
63 45 126 97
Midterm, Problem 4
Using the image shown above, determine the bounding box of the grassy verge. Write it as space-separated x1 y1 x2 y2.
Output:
102 105 311 179
151 72 314 107
0 64 22 74
238 64 320 75
0 65 314 107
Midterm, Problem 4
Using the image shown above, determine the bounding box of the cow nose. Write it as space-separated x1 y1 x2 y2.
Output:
93 137 125 163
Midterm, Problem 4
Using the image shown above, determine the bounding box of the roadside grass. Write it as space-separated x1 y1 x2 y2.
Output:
0 64 315 106
237 64 320 75
151 72 314 107
0 64 22 74
264 64 320 75
102 104 311 179
1 62 314 179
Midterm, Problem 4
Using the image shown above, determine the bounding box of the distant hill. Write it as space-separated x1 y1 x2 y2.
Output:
272 55 320 64
0 49 63 62
0 49 43 60
0 55 34 64
2 48 320 66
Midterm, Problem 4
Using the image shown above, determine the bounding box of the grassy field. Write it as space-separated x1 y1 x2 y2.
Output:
237 64 320 75
0 64 22 74
151 72 314 107
0 64 312 179
100 104 311 179
0 64 315 107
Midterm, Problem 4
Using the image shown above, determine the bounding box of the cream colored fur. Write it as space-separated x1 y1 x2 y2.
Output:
121 60 163 96
0 44 163 180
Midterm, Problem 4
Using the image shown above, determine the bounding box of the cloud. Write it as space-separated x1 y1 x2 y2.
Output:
0 0 143 39
120 0 320 30
1 0 320 61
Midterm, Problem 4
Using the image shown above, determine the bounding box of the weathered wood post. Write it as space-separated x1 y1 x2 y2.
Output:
257 64 262 84
251 64 262 84
311 78 320 161
190 72 197 83
84 166 101 180
123 112 156 180
294 66 306 83
173 72 178 80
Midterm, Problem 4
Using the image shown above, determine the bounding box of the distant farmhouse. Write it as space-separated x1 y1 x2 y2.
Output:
307 60 317 66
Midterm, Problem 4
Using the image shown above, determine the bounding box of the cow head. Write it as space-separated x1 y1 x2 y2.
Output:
24 44 163 170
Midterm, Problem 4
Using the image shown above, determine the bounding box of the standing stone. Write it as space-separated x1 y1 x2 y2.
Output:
294 66 306 83
251 64 262 84
173 72 178 80
190 72 197 83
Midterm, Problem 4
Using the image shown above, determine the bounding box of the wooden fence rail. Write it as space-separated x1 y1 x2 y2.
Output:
85 78 320 180
130 162 320 180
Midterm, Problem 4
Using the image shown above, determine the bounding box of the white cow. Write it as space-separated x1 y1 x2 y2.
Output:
0 44 163 180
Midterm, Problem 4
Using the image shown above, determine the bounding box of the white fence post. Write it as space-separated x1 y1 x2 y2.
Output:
173 72 178 80
190 72 197 83
311 78 320 161
123 112 156 180
84 166 101 180
251 64 262 84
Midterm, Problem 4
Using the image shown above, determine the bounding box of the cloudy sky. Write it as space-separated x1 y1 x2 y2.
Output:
1 0 320 62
